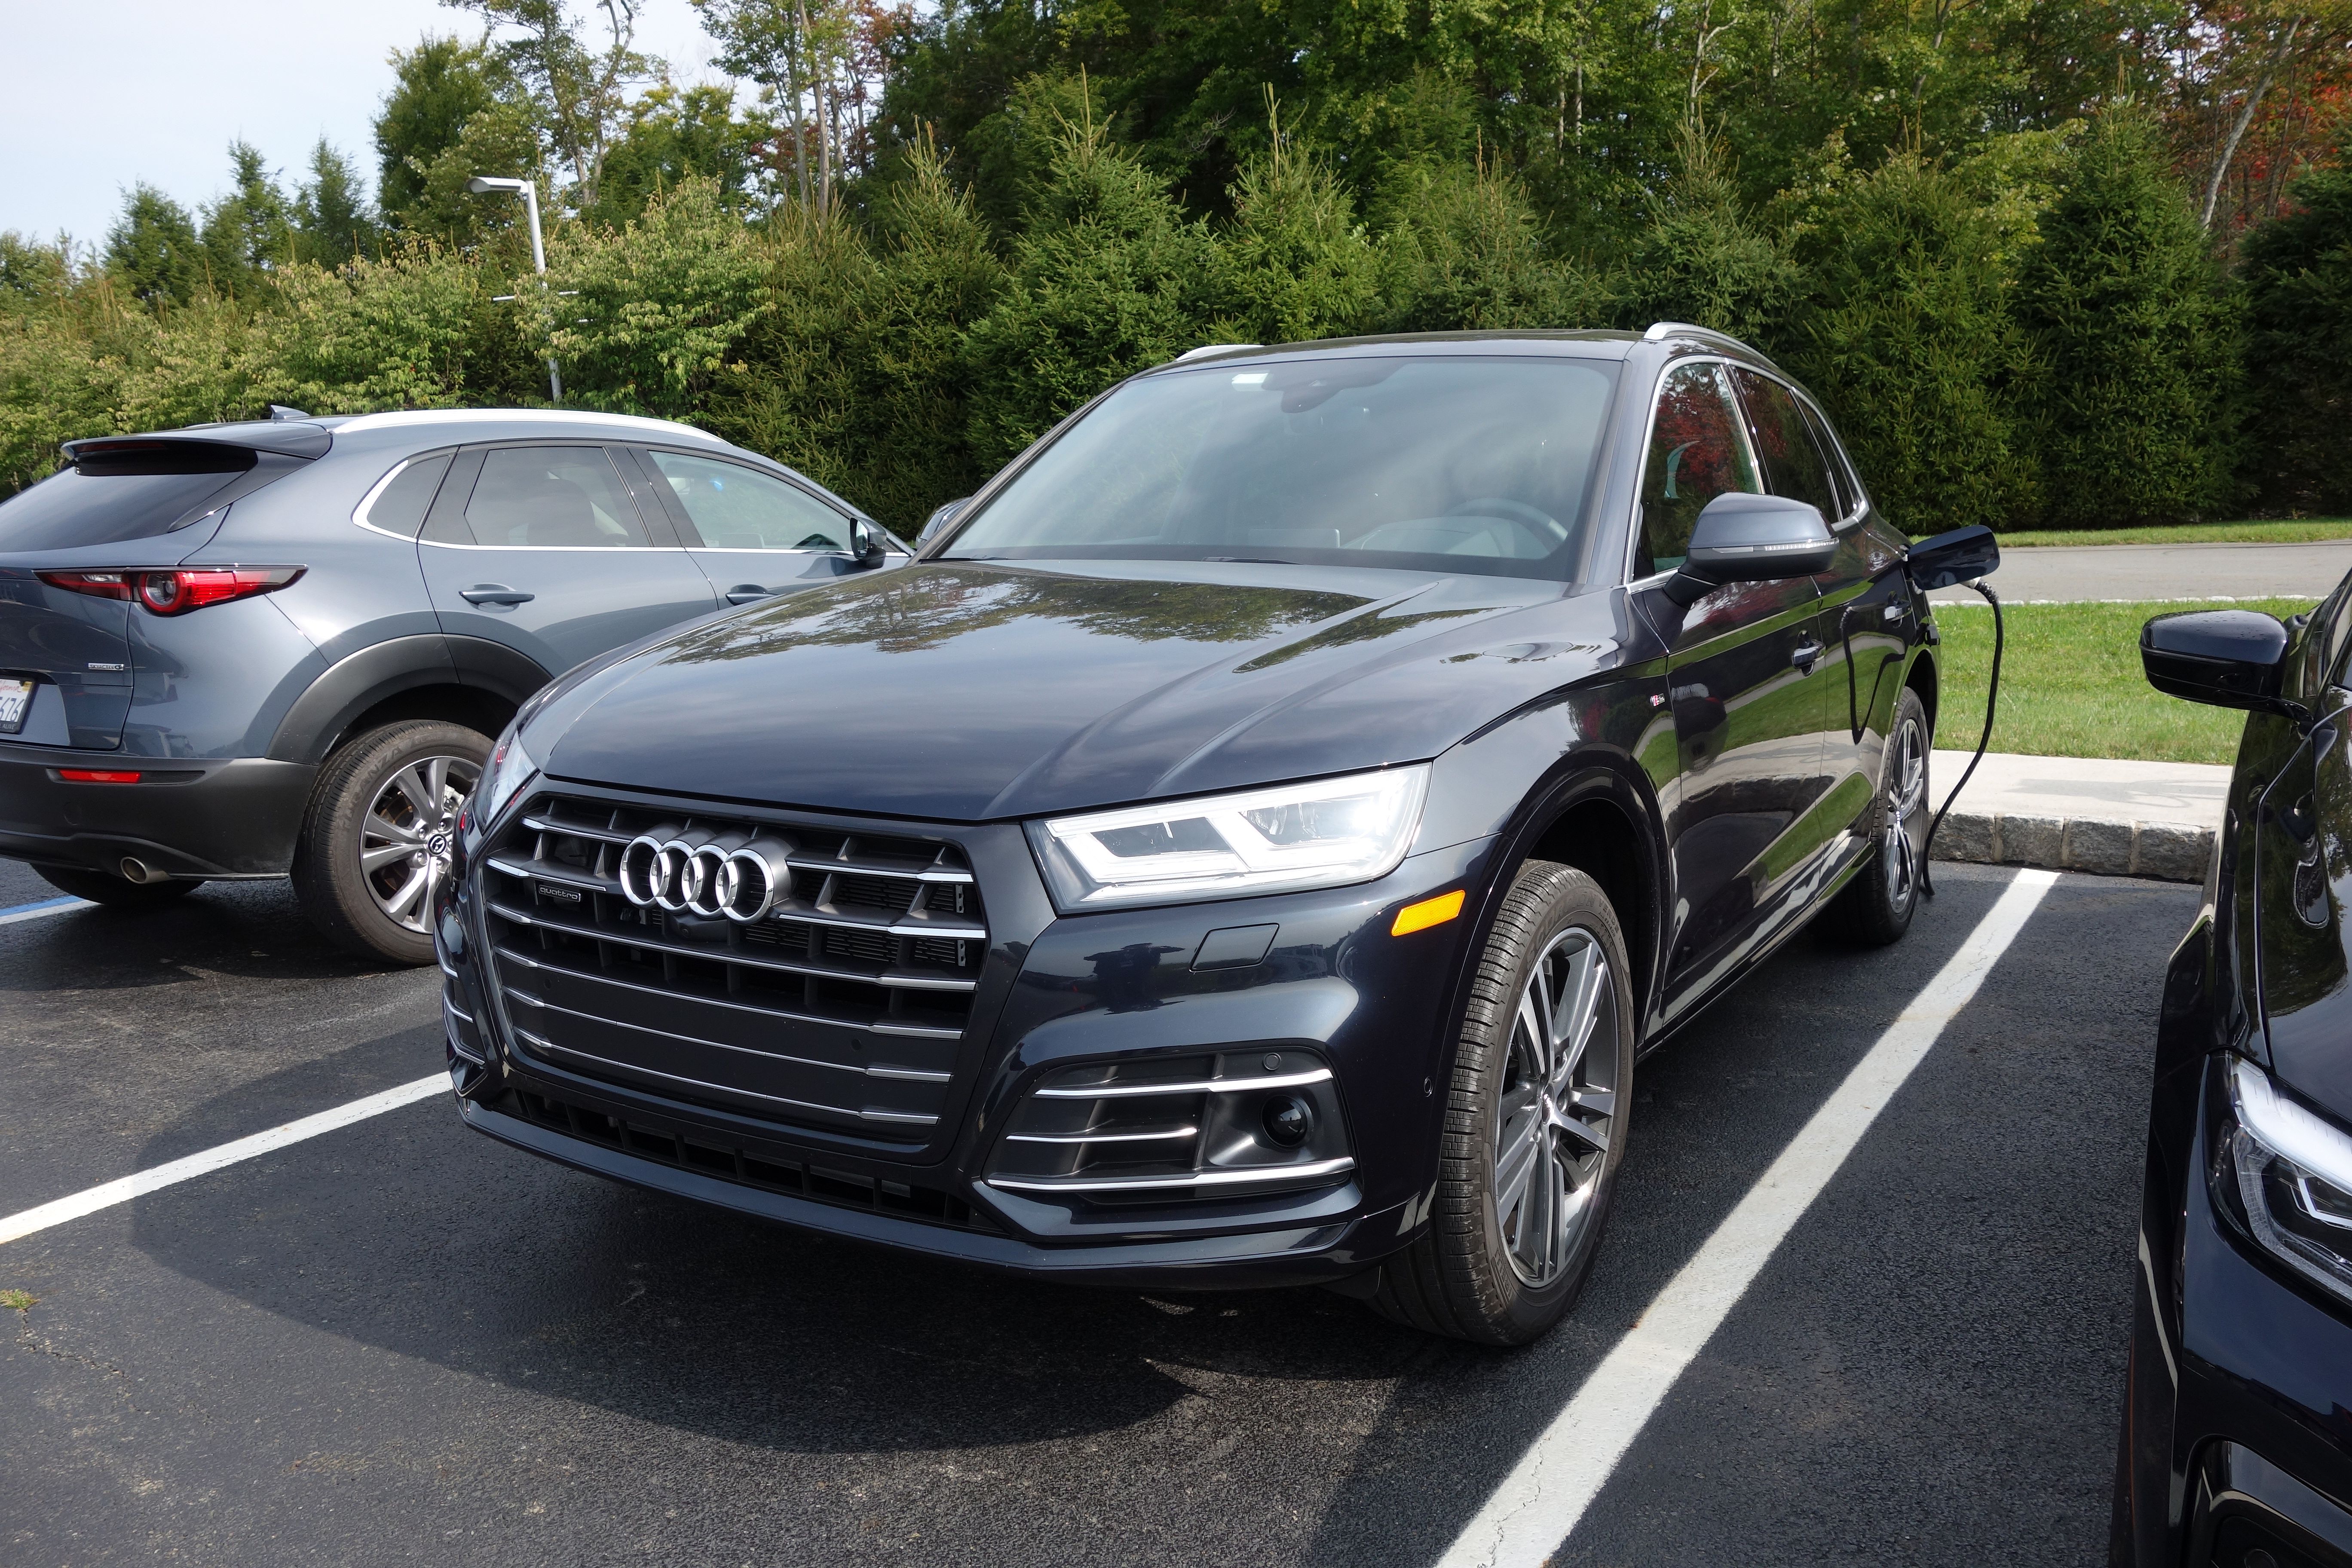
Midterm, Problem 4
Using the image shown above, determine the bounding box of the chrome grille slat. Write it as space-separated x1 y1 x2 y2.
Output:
1032 1067 1334 1099
521 815 975 883
514 1029 938 1127
492 946 961 1048
487 903 979 992
986 1157 1356 1194
483 790 988 1139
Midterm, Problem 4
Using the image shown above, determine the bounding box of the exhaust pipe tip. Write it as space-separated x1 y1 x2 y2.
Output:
119 857 166 885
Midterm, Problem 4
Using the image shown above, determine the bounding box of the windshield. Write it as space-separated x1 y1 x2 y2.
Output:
945 355 1620 582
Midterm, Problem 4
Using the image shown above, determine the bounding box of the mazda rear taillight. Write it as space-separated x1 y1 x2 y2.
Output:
39 566 303 615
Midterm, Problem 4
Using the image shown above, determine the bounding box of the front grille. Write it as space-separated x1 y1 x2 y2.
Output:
477 791 989 1141
477 1082 1000 1232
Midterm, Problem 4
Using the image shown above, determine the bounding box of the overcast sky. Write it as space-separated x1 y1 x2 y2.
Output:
1 0 741 250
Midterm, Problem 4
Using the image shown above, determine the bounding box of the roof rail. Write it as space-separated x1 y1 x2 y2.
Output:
1173 343 1261 364
1642 320 1777 364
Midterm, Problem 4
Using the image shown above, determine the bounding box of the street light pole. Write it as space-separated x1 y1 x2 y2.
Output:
466 176 562 403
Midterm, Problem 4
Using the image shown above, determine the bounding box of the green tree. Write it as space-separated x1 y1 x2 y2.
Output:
548 178 766 416
1615 119 1805 346
293 141 383 263
962 110 1216 465
1783 147 2038 532
104 185 205 306
1207 105 1382 344
2014 106 2241 526
200 141 295 297
2239 135 2352 511
587 81 769 227
376 36 504 225
445 0 648 215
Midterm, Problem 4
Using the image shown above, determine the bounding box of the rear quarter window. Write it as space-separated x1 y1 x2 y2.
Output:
0 466 254 551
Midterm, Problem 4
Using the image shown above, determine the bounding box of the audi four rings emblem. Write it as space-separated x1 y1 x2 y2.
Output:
619 831 796 922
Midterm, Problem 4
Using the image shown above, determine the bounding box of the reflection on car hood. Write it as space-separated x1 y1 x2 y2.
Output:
538 560 1629 821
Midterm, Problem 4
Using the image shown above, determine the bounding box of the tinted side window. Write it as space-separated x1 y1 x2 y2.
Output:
1639 363 1759 573
462 447 649 548
358 451 453 539
646 450 851 551
1729 368 1838 521
1803 405 1863 519
0 467 250 550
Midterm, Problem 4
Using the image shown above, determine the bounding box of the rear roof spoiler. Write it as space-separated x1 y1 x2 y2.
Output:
62 422 332 467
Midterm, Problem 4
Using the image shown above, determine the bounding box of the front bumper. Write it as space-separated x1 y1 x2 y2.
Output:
2125 1051 2352 1567
0 740 315 878
438 786 1500 1286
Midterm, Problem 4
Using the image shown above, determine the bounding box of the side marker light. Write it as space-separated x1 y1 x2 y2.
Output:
1391 888 1465 937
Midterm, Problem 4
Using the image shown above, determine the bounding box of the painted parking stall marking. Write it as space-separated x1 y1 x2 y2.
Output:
0 1073 448 1246
0 894 92 925
1439 867 2062 1568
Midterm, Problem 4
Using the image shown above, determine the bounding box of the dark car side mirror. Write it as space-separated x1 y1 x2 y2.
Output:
2143 609 2300 718
918 497 969 547
1906 524 2000 591
850 517 889 569
1661 493 1836 607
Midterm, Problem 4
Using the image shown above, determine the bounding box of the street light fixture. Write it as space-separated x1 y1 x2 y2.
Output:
466 176 562 403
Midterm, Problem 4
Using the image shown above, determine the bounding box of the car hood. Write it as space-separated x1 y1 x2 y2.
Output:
536 559 1631 821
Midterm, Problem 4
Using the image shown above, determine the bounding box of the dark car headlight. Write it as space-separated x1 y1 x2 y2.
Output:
1026 765 1429 912
2223 1055 2352 1305
474 723 541 832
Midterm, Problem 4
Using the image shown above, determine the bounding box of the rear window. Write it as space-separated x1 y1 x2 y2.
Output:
0 465 252 551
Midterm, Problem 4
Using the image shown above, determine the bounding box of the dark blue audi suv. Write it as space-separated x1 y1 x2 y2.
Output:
0 408 903 963
436 326 1995 1343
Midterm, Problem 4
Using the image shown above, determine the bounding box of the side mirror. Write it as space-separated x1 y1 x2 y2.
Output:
918 497 969 547
850 517 889 569
2143 609 2294 714
1907 524 2000 591
1661 493 1834 607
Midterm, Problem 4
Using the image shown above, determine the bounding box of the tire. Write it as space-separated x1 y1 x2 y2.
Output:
33 864 201 909
292 719 488 965
1824 686 1929 947
1372 860 1635 1345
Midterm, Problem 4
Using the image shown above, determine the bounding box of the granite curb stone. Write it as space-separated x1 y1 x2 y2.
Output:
1929 809 2215 882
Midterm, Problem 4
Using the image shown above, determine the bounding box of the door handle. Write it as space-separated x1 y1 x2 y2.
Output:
459 584 534 606
1791 639 1825 675
725 584 773 605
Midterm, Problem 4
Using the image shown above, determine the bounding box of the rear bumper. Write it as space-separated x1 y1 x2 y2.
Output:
0 741 315 877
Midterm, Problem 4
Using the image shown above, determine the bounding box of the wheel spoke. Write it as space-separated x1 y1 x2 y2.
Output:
1516 985 1552 1081
364 816 425 847
1494 1112 1543 1219
380 865 429 923
1551 1102 1609 1155
423 756 450 816
1553 948 1606 1086
359 841 416 874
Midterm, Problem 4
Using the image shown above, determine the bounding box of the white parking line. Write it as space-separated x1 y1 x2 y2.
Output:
0 1074 448 1246
0 895 92 925
1437 867 2061 1568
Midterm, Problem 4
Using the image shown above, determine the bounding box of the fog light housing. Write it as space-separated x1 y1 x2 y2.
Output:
1263 1093 1313 1147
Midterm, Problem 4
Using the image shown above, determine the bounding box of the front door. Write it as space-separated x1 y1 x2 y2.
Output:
621 446 873 604
416 443 717 680
1632 361 1835 1023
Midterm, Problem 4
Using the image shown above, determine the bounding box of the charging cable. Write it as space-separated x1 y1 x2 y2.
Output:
1918 578 2003 898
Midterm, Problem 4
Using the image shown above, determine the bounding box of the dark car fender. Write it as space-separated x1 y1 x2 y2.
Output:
265 634 554 766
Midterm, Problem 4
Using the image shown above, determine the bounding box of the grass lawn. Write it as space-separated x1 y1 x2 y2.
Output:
1930 596 2318 764
1978 519 2352 548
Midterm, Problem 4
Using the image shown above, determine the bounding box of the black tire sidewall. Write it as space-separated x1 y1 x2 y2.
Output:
1829 687 1929 946
1452 861 1636 1343
293 720 489 965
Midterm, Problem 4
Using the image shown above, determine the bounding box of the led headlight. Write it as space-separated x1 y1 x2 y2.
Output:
475 724 540 830
1028 765 1430 911
2225 1055 2352 1305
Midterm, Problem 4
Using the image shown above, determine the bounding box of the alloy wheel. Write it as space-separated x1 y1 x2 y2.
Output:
1883 714 1928 911
359 752 478 934
1492 925 1620 1286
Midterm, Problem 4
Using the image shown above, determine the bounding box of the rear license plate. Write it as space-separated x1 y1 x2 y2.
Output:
0 677 32 735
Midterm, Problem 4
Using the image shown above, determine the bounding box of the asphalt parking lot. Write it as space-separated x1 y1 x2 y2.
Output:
0 858 2187 1567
